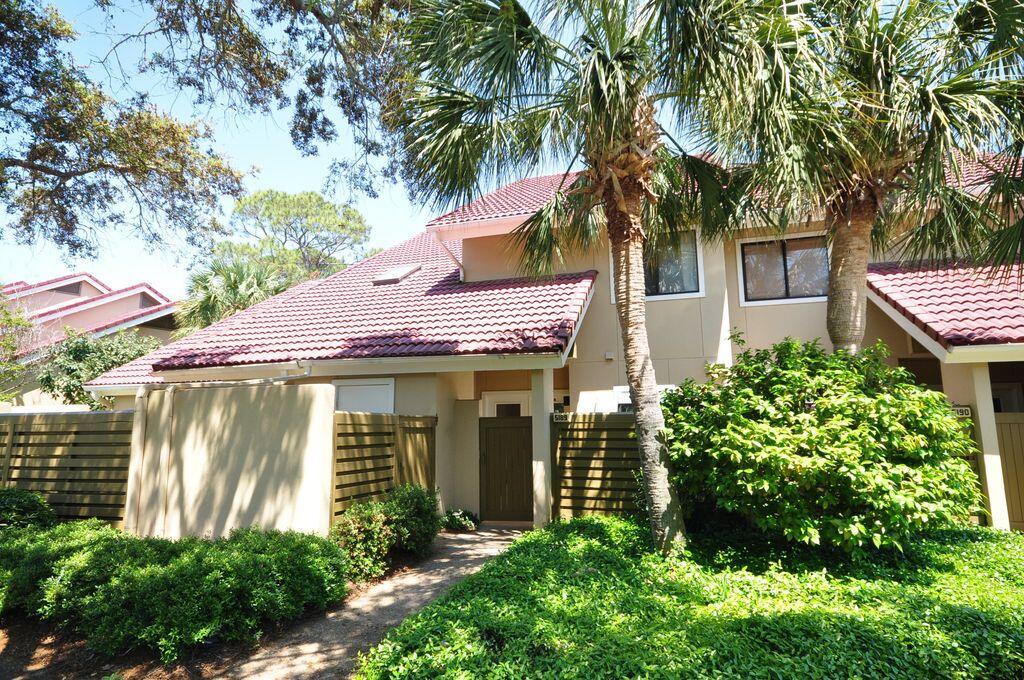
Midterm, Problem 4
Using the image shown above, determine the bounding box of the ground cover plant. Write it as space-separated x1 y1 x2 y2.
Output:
357 515 1024 679
0 518 348 663
443 508 480 533
663 339 981 552
0 488 56 530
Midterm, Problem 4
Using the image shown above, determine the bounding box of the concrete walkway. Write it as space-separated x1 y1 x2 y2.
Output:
221 528 521 679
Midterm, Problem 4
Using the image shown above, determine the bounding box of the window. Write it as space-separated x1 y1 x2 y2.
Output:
740 235 828 303
645 231 701 297
495 403 522 417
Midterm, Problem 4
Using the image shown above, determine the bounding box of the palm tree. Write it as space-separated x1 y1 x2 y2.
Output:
675 0 1024 352
401 0 810 550
174 258 289 337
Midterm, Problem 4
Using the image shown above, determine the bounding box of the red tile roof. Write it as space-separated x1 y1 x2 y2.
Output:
89 234 596 386
426 173 580 229
426 154 1014 230
867 261 1024 347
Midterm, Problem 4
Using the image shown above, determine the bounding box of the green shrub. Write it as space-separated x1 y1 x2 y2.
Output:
0 488 56 530
357 516 1024 679
329 501 395 581
385 485 442 557
662 339 982 553
443 508 480 532
0 521 348 663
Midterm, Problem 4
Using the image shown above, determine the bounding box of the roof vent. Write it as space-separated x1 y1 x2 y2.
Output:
372 263 421 285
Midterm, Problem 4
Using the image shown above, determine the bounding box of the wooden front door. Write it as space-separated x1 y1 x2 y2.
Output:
479 416 532 521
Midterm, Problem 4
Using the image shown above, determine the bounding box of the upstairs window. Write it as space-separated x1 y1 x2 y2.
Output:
740 235 828 303
644 231 701 297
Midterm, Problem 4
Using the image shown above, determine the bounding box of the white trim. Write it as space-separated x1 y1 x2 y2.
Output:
866 289 949 361
946 343 1024 364
426 215 528 241
735 232 829 308
332 377 395 413
4 273 112 301
560 283 595 364
481 390 533 417
432 233 464 280
30 285 166 323
608 230 706 303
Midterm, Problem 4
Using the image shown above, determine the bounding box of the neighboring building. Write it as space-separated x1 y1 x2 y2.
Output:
2 272 177 412
88 165 1024 532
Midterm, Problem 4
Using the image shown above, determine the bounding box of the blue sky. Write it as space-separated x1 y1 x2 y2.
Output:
0 3 431 298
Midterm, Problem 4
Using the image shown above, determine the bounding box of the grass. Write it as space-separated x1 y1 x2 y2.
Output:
357 515 1024 679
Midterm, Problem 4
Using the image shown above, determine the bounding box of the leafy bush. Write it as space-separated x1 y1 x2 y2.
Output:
329 501 395 581
662 339 982 552
443 508 480 532
357 516 1024 679
38 329 161 409
0 488 56 529
384 485 442 557
0 520 348 662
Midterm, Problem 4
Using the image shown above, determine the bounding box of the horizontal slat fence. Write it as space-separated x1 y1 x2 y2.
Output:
552 413 640 518
332 413 437 520
0 411 134 526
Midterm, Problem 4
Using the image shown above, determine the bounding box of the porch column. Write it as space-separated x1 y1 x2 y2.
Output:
940 362 1011 529
530 368 554 527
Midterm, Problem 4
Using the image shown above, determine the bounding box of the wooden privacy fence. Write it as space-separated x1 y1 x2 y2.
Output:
552 413 640 518
993 413 1024 531
332 412 437 520
0 411 133 526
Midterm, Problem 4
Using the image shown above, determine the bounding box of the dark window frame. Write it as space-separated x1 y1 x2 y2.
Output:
643 231 702 298
740 235 829 303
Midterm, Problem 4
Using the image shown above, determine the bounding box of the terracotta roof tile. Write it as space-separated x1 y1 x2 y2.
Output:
867 261 1024 347
19 301 177 357
426 173 580 228
89 234 596 386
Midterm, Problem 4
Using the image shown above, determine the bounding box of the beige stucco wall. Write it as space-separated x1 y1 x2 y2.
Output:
126 383 336 539
12 280 106 314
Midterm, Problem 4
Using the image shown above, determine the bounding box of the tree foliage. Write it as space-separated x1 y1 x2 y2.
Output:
174 256 290 337
662 339 982 553
37 329 161 409
218 190 371 284
671 0 1024 349
0 297 30 402
96 0 416 197
0 0 243 256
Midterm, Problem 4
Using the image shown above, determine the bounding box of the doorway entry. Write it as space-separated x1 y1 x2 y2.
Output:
478 416 532 521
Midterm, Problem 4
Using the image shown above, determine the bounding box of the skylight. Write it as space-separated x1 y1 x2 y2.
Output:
372 263 422 285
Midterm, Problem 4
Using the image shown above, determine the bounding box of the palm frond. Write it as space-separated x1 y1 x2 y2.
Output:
510 171 602 276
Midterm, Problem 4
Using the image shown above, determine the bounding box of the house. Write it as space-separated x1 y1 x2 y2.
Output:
1 272 177 412
88 166 1024 533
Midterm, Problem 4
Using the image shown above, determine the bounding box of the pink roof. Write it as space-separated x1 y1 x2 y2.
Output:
89 234 596 386
426 173 580 229
28 283 170 321
2 272 112 297
867 261 1024 347
19 301 177 357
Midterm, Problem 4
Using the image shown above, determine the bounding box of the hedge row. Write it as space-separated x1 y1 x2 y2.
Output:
0 484 443 663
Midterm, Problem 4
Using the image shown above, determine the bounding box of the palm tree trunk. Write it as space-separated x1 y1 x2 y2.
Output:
604 179 687 554
826 203 876 353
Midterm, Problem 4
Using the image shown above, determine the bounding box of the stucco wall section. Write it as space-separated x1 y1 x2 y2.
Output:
128 383 336 539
